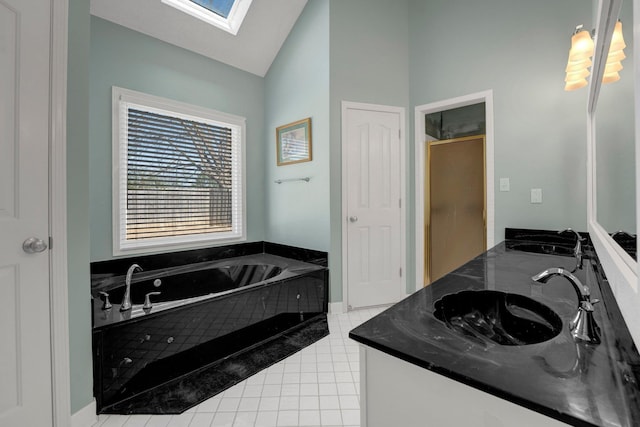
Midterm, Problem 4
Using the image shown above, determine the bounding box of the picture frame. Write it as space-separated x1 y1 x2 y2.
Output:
276 117 312 166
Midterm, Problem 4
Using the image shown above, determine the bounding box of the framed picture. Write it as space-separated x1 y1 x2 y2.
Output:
276 117 312 166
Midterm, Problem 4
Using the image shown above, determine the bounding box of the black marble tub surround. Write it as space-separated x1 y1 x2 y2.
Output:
349 239 640 427
91 253 326 327
93 267 328 412
90 241 328 279
91 243 329 414
264 242 328 266
101 314 330 414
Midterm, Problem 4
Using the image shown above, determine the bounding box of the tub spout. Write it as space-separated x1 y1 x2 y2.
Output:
120 263 142 311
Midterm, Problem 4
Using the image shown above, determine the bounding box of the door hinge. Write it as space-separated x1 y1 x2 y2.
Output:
399 267 402 277
398 129 401 139
49 236 53 250
399 198 402 209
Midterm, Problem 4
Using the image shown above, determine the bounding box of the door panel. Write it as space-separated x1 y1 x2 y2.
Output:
0 0 52 425
427 136 486 283
345 108 403 309
0 265 19 413
0 2 16 219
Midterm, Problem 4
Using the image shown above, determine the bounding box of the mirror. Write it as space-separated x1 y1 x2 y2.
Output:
594 0 637 260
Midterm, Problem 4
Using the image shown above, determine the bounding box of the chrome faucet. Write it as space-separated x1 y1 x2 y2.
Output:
120 263 142 311
558 228 585 271
532 267 600 344
611 230 635 239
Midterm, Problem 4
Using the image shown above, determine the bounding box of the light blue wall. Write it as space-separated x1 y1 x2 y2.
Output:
89 17 266 262
264 0 331 252
67 0 93 413
329 0 411 301
408 0 591 247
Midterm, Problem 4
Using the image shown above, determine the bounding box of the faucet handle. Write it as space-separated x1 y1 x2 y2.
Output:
571 301 601 344
98 291 112 310
143 291 161 310
579 300 595 312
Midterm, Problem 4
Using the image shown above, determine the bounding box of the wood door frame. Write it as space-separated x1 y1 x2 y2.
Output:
425 135 487 284
414 91 495 291
50 0 72 425
341 101 406 313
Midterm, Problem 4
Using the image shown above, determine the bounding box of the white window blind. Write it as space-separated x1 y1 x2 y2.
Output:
113 87 245 254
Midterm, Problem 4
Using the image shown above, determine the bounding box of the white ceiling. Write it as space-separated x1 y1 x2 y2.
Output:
90 0 308 77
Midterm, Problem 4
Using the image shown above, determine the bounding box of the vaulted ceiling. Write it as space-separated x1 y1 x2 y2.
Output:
90 0 308 77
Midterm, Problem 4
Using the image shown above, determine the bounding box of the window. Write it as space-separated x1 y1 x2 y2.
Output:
161 0 253 35
112 87 246 255
190 0 235 18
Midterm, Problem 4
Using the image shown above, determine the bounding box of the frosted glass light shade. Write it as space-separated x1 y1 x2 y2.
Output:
610 21 626 51
565 68 590 81
566 57 592 72
603 71 621 84
602 22 625 84
606 49 626 63
604 61 623 73
565 78 589 91
568 29 594 61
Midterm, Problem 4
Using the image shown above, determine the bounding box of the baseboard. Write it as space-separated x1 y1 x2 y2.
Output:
71 399 97 427
328 302 344 314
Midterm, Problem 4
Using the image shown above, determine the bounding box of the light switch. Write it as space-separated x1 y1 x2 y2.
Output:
531 188 542 204
499 178 510 192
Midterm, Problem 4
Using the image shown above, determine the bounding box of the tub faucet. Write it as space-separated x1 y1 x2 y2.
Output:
558 228 585 271
120 263 142 311
532 267 600 344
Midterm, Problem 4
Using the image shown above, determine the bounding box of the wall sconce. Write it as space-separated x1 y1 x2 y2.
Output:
564 21 625 91
603 20 626 84
565 25 594 91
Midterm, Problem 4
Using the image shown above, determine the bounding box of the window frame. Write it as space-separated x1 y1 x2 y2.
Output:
160 0 253 36
112 86 246 256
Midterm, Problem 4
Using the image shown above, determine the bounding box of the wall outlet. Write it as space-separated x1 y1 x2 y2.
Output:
531 188 542 204
499 178 510 192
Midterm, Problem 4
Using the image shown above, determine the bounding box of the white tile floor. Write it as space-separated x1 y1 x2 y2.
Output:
93 307 386 427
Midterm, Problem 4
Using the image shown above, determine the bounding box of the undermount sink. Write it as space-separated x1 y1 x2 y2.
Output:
434 290 562 346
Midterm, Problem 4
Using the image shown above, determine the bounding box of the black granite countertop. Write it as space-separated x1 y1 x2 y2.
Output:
349 232 640 427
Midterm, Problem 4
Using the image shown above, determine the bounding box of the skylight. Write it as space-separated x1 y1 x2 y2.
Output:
162 0 253 35
191 0 234 19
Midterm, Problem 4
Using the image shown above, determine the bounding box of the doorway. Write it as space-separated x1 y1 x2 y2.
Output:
342 101 406 310
426 136 486 283
414 91 495 290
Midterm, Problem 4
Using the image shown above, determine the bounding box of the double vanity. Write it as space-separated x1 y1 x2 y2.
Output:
350 229 640 427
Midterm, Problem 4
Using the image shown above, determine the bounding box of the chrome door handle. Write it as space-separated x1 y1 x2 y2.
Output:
349 216 358 223
23 237 48 253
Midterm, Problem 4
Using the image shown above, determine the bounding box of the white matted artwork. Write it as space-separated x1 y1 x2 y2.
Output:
276 117 312 166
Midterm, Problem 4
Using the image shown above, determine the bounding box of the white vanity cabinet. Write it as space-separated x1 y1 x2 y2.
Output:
359 346 569 427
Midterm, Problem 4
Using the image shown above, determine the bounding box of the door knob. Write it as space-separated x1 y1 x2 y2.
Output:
23 237 48 254
349 216 358 223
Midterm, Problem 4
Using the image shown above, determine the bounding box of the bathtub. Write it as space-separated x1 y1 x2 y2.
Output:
91 252 328 412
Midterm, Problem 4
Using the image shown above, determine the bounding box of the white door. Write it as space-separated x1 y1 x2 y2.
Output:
0 1 53 426
343 104 405 309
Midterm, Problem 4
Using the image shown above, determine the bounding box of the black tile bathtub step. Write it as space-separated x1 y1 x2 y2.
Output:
100 313 329 414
